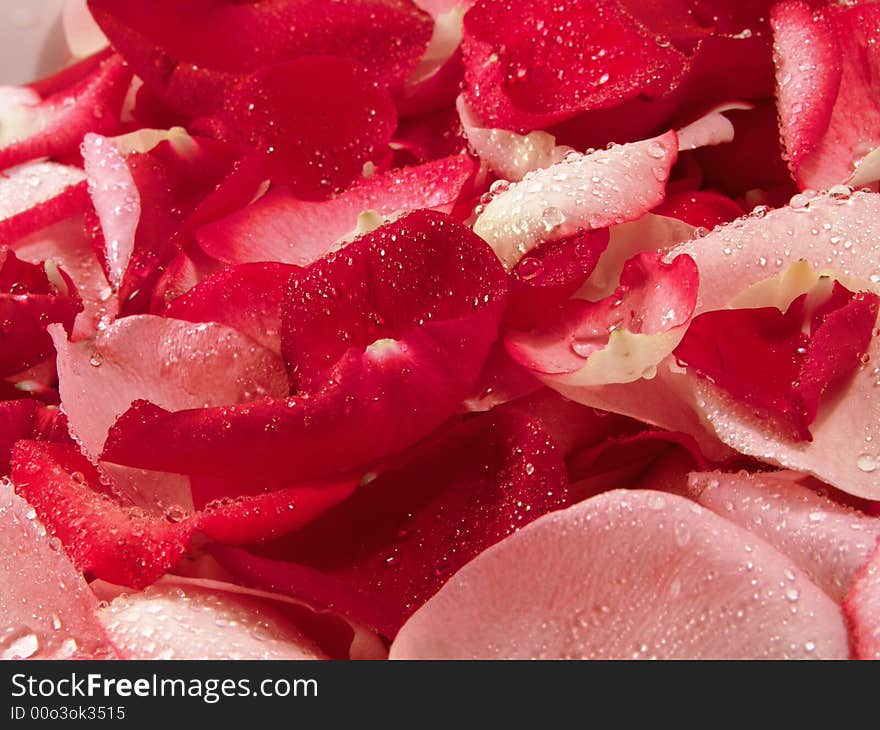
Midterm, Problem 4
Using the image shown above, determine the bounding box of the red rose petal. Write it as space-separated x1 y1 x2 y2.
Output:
0 399 36 474
51 314 289 461
654 190 745 230
461 340 542 412
164 262 299 355
690 470 880 602
11 440 356 589
505 228 609 330
461 0 688 132
390 490 849 659
0 479 115 659
568 429 709 488
218 58 397 198
0 53 130 172
103 211 507 481
675 297 813 440
87 0 432 115
693 102 795 198
212 406 569 637
0 249 82 378
197 154 477 267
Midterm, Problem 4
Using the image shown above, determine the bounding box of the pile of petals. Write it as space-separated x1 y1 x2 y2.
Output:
5 0 880 660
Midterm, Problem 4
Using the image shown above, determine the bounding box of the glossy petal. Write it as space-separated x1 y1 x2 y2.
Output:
390 490 849 659
0 478 115 658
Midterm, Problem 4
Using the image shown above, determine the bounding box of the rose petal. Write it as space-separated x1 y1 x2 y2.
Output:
163 262 299 356
103 211 506 481
461 0 688 132
0 54 130 172
82 128 239 308
843 543 880 659
653 190 745 230
196 154 477 267
51 314 289 461
457 95 570 182
690 470 880 602
87 0 432 114
772 1 880 189
0 249 82 378
97 579 326 660
212 405 569 637
473 131 678 270
218 58 397 198
668 191 880 498
0 400 36 474
13 214 117 339
505 228 610 329
506 252 698 386
11 440 356 589
63 0 110 59
0 478 114 658
390 490 849 659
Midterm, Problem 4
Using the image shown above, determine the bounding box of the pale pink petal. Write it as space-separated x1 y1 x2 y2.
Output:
457 95 570 182
0 480 115 659
0 161 85 221
13 215 117 339
690 470 880 601
50 315 289 460
390 490 849 659
671 191 880 315
669 191 880 499
676 102 754 152
63 0 109 59
96 579 327 660
473 131 678 270
843 544 880 659
548 361 733 462
81 132 139 288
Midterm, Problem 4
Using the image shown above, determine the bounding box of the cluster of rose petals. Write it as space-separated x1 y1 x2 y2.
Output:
2 0 880 661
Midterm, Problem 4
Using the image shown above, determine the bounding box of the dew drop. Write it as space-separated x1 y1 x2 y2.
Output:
857 453 877 473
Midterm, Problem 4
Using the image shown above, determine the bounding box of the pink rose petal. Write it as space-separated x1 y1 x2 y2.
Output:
390 490 849 659
690 470 880 601
0 479 115 659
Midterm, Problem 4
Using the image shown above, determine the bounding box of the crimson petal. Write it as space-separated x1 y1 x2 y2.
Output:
675 283 879 441
87 0 432 115
212 406 569 637
0 249 82 378
461 0 688 132
103 211 507 481
11 441 356 589
218 58 397 198
164 262 299 355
